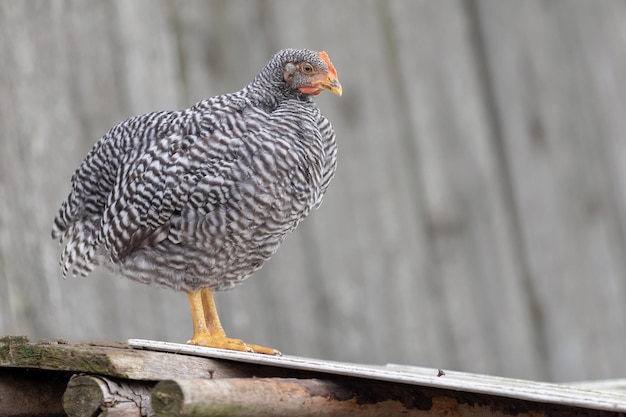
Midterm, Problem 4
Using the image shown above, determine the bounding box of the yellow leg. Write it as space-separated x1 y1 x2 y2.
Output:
200 287 228 338
186 288 280 355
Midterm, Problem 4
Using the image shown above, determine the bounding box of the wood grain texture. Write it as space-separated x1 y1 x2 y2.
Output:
63 374 153 417
151 378 431 417
1 0 625 382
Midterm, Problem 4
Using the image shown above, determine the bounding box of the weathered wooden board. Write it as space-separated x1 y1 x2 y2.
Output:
475 0 626 382
0 336 250 380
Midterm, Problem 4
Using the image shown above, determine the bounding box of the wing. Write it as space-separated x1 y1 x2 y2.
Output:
101 100 253 262
104 98 331 263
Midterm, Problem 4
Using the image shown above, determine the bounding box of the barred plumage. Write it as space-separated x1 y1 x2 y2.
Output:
52 49 341 354
52 49 341 297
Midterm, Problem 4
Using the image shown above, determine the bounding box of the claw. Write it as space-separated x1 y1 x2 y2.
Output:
187 334 279 355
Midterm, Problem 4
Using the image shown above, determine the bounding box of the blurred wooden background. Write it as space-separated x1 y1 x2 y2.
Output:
2 0 626 383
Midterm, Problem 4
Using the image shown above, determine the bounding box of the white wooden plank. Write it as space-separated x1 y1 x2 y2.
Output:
128 339 626 413
570 379 626 394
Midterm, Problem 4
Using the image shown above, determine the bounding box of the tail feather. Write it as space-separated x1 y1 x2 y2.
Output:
55 216 102 278
51 201 71 240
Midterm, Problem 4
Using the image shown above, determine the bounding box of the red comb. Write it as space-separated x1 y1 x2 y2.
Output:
318 51 338 78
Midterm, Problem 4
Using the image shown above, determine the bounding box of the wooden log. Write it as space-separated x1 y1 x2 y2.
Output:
0 367 67 416
63 374 154 417
151 371 626 417
151 377 431 417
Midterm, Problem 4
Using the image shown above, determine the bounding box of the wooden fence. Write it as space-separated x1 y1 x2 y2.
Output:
1 0 626 382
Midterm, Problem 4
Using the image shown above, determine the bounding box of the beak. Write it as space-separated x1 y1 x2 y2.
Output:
311 75 342 96
325 78 343 96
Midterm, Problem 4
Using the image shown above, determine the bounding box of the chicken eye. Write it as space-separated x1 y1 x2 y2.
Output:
301 63 314 74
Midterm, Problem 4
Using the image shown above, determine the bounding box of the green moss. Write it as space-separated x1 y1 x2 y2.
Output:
0 335 30 364
152 384 184 417
0 335 29 345
0 337 126 377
